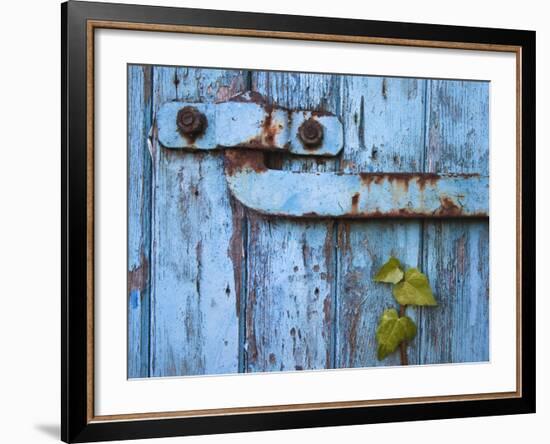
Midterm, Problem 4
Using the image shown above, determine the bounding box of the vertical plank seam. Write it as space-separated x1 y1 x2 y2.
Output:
144 65 153 378
331 79 345 369
238 212 249 372
238 70 253 373
245 69 253 91
148 67 160 377
419 79 432 365
148 68 155 378
127 65 133 378
330 221 338 369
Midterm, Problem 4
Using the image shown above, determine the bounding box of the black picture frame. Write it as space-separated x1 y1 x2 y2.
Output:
62 1 536 442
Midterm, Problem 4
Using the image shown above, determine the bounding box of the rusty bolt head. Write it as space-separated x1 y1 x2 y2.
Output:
298 118 323 149
176 106 207 136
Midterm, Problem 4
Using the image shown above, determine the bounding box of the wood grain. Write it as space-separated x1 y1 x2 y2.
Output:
335 76 427 368
127 65 152 378
148 67 247 376
244 72 341 372
420 80 490 363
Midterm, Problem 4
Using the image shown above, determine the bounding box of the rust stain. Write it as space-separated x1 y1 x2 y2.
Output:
415 173 441 190
215 77 247 102
252 207 487 220
301 212 320 218
237 107 283 150
265 152 285 170
226 91 284 149
260 105 281 147
246 286 258 365
323 297 332 328
359 172 442 191
310 109 333 117
343 208 486 219
262 106 274 145
179 130 203 145
215 86 231 102
224 149 267 176
142 66 152 105
323 221 334 280
248 214 261 243
128 252 149 292
337 222 352 252
227 195 245 317
240 116 282 149
351 192 360 214
435 196 462 216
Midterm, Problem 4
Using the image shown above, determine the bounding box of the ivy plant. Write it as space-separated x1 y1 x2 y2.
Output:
373 257 437 363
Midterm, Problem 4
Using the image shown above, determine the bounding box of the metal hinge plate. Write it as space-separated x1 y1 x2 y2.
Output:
155 92 343 157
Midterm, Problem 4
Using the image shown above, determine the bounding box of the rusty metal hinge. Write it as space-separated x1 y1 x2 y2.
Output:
156 91 343 157
152 92 488 219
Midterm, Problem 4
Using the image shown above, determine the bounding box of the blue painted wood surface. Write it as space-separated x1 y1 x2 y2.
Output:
245 71 341 372
420 80 490 363
127 65 152 378
127 67 490 377
147 67 247 377
335 76 428 368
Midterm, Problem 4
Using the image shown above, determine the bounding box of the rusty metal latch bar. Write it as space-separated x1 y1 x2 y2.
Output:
153 92 488 219
224 151 488 218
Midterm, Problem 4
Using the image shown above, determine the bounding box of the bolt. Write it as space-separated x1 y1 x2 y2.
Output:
176 106 207 137
298 118 323 149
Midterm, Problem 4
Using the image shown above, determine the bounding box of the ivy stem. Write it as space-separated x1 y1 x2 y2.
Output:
399 304 409 366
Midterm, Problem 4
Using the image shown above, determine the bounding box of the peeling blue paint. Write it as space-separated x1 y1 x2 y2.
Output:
128 67 490 378
226 167 488 218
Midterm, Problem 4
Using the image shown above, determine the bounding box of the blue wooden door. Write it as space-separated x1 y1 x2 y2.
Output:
128 65 489 378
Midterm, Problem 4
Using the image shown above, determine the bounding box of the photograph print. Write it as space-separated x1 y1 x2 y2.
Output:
127 64 489 379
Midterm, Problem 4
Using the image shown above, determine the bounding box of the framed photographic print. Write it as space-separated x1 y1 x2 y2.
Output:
61 1 536 442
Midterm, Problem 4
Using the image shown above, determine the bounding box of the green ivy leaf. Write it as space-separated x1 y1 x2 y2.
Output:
392 268 437 306
376 308 417 360
374 257 404 284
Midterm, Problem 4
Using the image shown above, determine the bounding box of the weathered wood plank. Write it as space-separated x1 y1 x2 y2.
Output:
246 217 336 371
149 67 247 376
128 65 152 378
420 80 490 363
336 76 427 368
245 72 341 372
